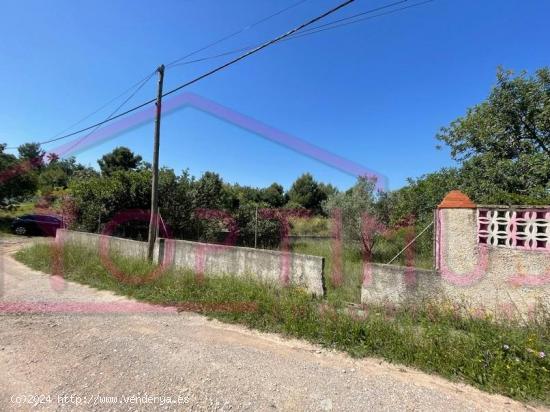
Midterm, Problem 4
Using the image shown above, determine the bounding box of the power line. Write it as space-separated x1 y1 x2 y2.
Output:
5 72 156 150
14 0 432 151
166 0 311 68
24 0 357 147
169 0 434 69
18 0 435 148
29 97 157 146
168 1 406 68
162 0 356 98
47 71 157 140
296 0 408 33
58 71 156 155
291 0 435 40
5 1 310 151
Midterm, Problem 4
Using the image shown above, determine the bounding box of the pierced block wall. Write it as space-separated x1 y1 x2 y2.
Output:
477 208 550 251
362 191 550 318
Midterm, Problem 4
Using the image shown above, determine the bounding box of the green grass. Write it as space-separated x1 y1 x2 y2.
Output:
289 216 330 236
292 234 434 304
292 239 364 304
14 242 550 406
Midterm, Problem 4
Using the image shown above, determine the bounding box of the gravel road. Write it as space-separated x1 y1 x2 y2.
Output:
0 239 542 411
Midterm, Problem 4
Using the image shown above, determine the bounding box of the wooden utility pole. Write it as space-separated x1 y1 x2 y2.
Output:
147 64 165 261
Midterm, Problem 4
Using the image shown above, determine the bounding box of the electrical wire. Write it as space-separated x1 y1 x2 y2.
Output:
291 0 434 40
5 72 156 150
21 0 357 147
5 1 310 151
166 0 310 68
169 0 434 69
295 0 408 33
47 70 157 140
17 0 433 150
158 0 357 99
58 71 156 154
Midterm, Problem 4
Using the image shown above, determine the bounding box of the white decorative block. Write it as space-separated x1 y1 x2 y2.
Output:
477 208 550 251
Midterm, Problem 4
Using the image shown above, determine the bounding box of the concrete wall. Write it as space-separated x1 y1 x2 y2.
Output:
163 239 325 296
55 230 325 296
361 201 550 317
56 229 150 260
361 263 441 305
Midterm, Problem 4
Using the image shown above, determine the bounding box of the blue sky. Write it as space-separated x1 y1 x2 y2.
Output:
1 0 549 191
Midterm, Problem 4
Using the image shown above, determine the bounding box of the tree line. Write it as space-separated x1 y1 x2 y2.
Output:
1 67 548 253
0 143 340 246
69 153 341 246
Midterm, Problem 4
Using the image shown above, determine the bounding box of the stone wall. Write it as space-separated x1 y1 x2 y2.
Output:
361 192 550 317
361 263 441 305
55 230 325 296
436 204 550 315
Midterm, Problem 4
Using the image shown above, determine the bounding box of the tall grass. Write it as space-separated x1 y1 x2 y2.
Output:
291 239 363 303
15 242 550 406
291 228 434 303
289 216 330 236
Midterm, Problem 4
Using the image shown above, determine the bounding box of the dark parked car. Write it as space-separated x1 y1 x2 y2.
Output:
11 214 64 237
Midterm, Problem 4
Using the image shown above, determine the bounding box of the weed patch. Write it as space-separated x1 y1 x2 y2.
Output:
14 242 550 406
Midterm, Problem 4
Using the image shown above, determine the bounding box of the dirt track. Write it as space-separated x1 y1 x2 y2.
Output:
0 239 542 411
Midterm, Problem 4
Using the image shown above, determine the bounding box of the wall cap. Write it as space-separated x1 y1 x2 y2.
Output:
438 190 476 209
366 262 437 275
477 204 550 209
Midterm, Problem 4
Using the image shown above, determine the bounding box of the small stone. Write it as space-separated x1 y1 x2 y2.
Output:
320 398 333 411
